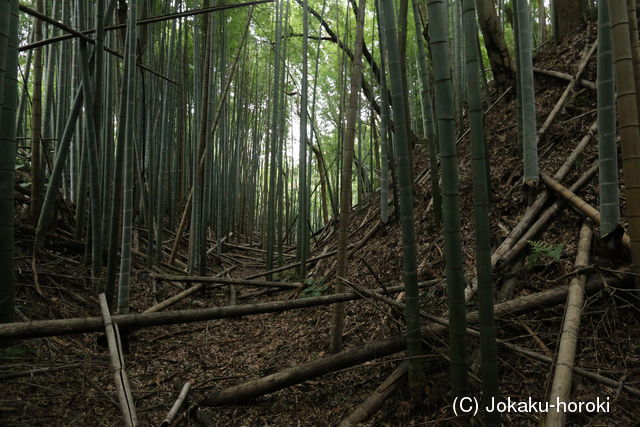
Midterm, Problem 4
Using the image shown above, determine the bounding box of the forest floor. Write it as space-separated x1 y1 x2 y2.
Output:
3 20 640 427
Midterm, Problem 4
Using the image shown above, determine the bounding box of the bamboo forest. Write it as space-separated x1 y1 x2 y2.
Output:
2 0 640 424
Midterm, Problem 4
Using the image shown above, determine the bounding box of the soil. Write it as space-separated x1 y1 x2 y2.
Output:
2 18 640 427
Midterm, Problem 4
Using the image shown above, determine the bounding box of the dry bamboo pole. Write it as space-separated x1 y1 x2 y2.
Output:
544 222 592 426
198 273 630 407
145 266 238 313
149 274 303 289
99 294 138 427
540 172 631 249
338 361 408 427
532 67 597 90
465 123 597 300
538 42 597 140
497 162 598 268
160 382 192 427
0 283 436 340
492 122 597 264
349 279 640 399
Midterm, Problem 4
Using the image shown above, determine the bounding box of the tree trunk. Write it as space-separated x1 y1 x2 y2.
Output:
552 0 586 41
475 0 514 87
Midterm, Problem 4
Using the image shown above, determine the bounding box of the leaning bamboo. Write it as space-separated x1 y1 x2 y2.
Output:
99 294 138 427
544 222 592 426
540 172 631 249
498 163 598 268
198 273 629 407
538 42 597 140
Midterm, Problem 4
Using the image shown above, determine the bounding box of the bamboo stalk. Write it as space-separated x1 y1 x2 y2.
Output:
540 172 631 249
149 274 303 289
544 222 592 426
0 283 438 340
198 273 631 407
99 294 138 426
161 382 191 427
532 67 597 90
338 361 408 427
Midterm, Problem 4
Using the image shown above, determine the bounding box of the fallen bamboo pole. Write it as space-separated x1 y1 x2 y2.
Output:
149 274 303 289
544 222 592 426
533 67 597 90
348 278 640 400
541 172 631 249
145 266 238 313
338 361 409 427
538 42 597 140
199 273 631 407
161 382 192 427
99 294 138 427
21 0 274 51
498 162 598 268
0 282 439 340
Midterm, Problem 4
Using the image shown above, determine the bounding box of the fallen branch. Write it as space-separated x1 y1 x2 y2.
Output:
198 273 629 407
0 283 438 340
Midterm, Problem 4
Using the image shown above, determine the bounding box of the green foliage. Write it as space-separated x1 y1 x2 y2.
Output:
301 277 329 297
527 240 563 267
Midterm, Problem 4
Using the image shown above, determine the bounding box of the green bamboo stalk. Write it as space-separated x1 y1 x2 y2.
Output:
608 0 640 281
462 0 499 423
374 0 390 224
297 0 310 278
379 0 425 397
77 0 104 280
117 0 137 315
427 0 469 398
597 0 619 240
31 0 44 223
412 0 441 225
0 0 19 323
515 0 539 186
330 0 366 354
